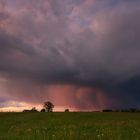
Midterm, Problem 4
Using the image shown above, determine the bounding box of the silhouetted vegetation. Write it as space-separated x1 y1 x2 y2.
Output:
102 108 140 112
43 101 54 112
23 107 38 112
64 109 69 112
40 108 45 112
102 109 113 112
23 110 30 112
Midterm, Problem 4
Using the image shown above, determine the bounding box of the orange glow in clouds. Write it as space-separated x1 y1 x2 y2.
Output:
44 84 108 111
0 81 108 112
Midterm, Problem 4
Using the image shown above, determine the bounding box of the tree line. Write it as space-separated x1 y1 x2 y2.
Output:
23 101 70 112
23 101 55 112
23 101 140 113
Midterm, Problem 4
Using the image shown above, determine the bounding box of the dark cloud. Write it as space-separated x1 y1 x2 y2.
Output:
0 0 140 110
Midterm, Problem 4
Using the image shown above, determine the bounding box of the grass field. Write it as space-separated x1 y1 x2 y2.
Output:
0 112 140 140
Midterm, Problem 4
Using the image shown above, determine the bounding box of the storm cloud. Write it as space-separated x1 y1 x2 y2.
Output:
0 0 140 111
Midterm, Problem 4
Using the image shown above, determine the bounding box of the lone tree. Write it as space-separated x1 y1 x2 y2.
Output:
65 109 69 112
43 101 54 112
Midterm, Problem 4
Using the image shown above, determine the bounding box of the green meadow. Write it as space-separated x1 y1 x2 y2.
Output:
0 112 140 140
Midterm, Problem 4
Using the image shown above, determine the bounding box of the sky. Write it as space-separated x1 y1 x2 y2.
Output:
0 0 140 111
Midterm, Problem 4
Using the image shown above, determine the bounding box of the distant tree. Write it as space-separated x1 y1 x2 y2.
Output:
102 109 113 112
22 107 38 112
64 109 69 112
23 109 30 112
31 107 38 112
40 108 45 112
43 101 54 112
